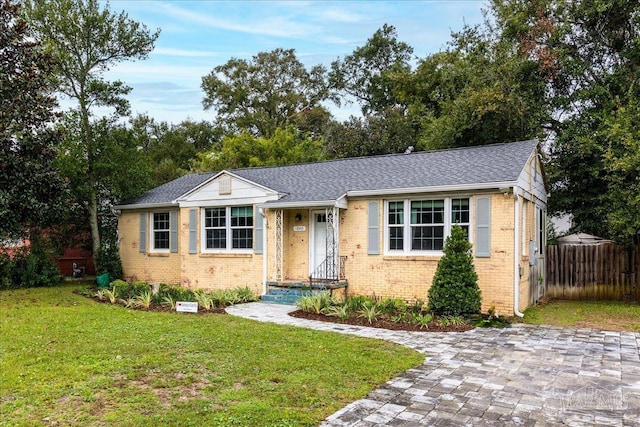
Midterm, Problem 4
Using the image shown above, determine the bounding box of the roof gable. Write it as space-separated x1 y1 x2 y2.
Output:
177 171 279 207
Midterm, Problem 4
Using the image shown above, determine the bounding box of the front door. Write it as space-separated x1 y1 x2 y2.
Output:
311 211 327 277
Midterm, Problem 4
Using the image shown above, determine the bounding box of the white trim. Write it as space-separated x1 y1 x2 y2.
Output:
200 205 254 254
513 187 524 317
177 170 279 201
309 209 324 276
261 211 268 295
347 181 517 198
115 202 178 210
181 194 278 208
262 199 344 209
150 211 171 253
383 196 472 256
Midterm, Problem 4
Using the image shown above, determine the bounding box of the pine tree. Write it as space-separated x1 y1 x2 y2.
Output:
427 225 481 316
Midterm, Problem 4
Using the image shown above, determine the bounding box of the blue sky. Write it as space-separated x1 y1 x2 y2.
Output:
104 1 488 124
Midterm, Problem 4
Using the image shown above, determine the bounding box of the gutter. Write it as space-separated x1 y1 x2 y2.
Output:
513 186 524 317
114 202 178 210
346 181 517 198
262 199 343 209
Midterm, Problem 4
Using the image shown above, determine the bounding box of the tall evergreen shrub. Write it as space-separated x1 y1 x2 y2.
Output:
427 225 481 316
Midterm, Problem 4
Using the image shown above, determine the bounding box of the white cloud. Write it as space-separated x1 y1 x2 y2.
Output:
153 47 221 58
157 2 322 39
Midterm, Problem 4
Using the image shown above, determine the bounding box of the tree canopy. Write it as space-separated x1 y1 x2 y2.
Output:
202 48 332 138
491 0 640 242
193 126 325 172
0 0 65 240
23 0 160 267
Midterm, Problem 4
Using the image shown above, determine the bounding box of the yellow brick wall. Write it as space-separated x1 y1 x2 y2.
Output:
339 194 517 316
119 210 181 284
120 191 534 315
178 208 263 294
119 208 264 295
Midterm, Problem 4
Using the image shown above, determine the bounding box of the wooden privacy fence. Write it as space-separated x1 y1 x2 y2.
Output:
546 244 640 301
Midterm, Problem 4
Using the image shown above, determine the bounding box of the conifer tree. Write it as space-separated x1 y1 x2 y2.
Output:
428 225 481 316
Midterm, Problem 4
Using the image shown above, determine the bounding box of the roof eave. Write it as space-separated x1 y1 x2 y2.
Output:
346 181 518 197
114 202 179 211
261 198 347 209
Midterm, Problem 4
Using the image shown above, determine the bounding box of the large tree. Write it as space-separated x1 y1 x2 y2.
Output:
193 126 325 172
329 24 413 115
201 48 332 138
325 25 418 157
407 21 549 150
23 0 160 266
130 115 223 186
491 0 640 242
0 0 65 240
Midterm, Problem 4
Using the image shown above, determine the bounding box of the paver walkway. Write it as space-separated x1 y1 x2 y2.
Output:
226 302 640 426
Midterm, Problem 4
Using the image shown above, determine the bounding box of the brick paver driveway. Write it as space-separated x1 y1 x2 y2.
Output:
227 302 640 426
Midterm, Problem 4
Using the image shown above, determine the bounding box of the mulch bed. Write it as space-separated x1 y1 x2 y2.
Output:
289 310 475 332
79 292 227 314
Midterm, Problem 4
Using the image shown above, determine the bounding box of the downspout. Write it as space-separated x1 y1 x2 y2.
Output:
513 187 524 317
260 207 267 296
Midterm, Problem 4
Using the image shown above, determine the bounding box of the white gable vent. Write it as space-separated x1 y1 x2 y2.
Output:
219 175 232 195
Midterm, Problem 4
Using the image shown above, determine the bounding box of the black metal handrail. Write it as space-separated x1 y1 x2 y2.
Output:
309 256 347 287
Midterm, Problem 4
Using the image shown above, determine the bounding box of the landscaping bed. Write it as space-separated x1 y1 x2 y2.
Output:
290 308 475 332
291 293 509 332
78 279 257 313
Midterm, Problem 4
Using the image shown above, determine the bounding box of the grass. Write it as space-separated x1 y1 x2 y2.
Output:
0 283 423 427
522 299 640 332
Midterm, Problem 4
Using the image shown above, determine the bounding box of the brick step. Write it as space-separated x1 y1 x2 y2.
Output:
260 294 302 305
266 288 312 296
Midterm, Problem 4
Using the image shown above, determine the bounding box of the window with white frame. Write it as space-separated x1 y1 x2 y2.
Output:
385 197 470 254
203 206 253 251
152 212 170 251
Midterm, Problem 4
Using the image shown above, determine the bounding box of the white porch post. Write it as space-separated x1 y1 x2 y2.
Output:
325 207 339 279
275 208 283 281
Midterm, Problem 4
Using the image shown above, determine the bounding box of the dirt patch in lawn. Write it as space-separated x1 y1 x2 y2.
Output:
574 313 640 332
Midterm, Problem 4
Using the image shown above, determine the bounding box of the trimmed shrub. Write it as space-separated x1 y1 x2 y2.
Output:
427 225 481 316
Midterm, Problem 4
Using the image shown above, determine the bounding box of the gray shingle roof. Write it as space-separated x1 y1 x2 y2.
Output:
119 173 214 207
119 139 538 208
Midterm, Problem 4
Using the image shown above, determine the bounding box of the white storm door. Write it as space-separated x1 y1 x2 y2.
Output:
311 211 327 276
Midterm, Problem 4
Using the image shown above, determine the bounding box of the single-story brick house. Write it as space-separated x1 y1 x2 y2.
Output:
116 139 547 315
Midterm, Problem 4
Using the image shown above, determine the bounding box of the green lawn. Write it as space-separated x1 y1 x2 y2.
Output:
0 284 423 427
522 299 640 332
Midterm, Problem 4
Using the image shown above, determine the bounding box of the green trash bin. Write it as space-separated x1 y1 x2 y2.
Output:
96 273 110 288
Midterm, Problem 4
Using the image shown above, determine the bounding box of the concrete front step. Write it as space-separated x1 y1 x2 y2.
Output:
261 294 303 305
267 288 312 296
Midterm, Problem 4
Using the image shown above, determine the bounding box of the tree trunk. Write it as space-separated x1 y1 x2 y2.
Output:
89 191 101 272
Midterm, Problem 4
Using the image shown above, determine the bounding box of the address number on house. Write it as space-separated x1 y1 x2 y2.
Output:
176 301 198 313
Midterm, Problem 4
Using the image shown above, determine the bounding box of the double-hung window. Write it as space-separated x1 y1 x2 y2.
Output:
385 197 470 254
203 206 253 251
152 212 170 251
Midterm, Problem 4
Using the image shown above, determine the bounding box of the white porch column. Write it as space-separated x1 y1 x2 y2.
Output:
275 208 283 281
325 207 339 279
